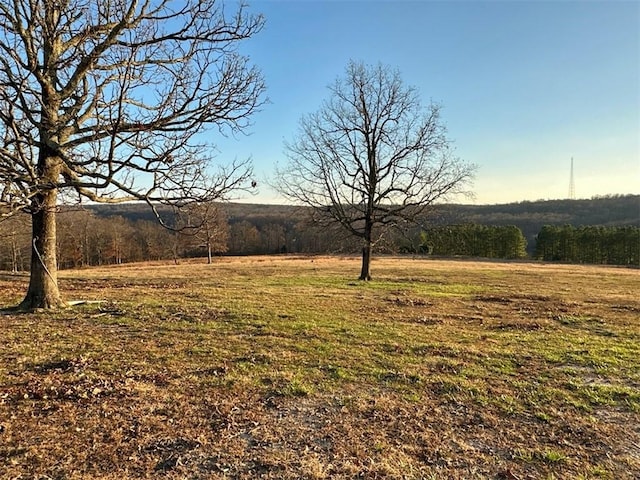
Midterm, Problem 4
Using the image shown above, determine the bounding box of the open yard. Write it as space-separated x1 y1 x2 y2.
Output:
1 256 639 479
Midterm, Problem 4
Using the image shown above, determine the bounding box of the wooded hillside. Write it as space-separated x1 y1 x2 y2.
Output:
1 195 637 270
89 194 639 256
90 194 639 224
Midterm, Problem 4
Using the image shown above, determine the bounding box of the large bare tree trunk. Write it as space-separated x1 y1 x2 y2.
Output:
18 190 65 310
359 238 373 281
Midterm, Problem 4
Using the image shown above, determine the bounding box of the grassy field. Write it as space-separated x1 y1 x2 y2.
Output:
1 256 638 479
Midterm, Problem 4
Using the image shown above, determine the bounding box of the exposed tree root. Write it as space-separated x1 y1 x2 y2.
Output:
1 300 105 314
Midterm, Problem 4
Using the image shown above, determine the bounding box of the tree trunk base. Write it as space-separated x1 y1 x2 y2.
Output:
3 299 104 314
17 293 68 311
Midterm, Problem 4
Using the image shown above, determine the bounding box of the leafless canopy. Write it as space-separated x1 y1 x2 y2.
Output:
0 0 265 215
278 62 474 234
275 61 475 279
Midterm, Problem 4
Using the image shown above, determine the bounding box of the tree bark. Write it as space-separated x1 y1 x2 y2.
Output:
359 240 372 281
18 190 65 310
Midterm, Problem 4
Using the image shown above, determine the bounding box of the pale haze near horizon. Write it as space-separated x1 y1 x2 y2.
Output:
212 0 639 205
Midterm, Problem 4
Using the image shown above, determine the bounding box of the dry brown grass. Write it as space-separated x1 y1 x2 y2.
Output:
1 256 639 479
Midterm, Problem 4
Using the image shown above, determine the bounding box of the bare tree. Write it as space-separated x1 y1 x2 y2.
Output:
275 61 475 280
0 0 265 309
179 201 229 263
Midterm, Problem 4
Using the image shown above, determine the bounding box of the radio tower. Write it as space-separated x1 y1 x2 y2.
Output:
568 157 575 200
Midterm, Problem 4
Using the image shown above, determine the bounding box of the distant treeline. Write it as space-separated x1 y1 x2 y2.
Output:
87 193 639 255
427 195 639 256
0 208 345 271
535 225 639 265
412 225 528 259
1 195 638 270
0 211 189 272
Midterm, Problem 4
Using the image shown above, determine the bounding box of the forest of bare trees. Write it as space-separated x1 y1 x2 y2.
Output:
1 196 638 271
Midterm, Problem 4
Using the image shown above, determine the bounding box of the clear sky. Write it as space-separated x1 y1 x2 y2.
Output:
213 0 640 205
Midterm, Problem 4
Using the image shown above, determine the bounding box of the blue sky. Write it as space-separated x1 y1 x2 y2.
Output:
214 0 639 205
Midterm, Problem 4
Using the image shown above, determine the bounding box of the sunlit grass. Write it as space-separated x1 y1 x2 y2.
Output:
1 256 639 479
